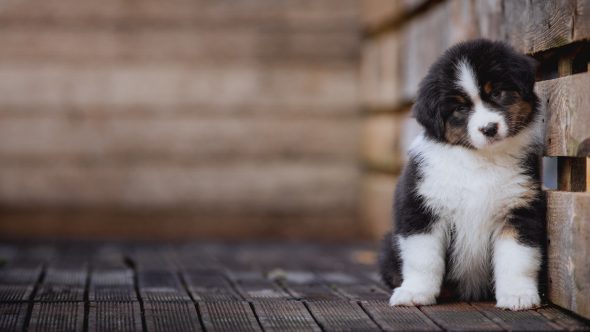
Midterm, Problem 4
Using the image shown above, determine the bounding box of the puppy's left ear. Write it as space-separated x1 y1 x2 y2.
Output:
412 98 445 140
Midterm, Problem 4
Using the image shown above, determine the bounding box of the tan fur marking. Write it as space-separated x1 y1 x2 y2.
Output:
484 82 493 94
499 225 518 239
506 98 533 134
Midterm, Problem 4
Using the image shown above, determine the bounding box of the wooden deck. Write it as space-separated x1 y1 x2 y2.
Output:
0 241 588 331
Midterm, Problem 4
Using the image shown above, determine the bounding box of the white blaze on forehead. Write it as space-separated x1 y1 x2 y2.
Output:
455 59 509 148
456 60 479 98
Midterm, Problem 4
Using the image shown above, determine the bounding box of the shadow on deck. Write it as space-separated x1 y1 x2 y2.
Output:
0 241 588 331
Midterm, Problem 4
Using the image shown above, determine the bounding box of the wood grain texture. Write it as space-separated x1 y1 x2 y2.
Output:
252 300 322 332
305 301 381 331
361 113 406 172
199 301 262 332
472 302 564 331
503 0 590 54
547 191 590 320
143 302 203 332
538 73 590 157
28 302 85 332
420 303 503 331
87 302 143 332
361 301 441 331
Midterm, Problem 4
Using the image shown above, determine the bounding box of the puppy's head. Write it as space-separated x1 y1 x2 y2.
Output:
413 39 538 149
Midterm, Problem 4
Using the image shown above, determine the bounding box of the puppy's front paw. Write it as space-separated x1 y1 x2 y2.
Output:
389 287 437 306
496 290 540 311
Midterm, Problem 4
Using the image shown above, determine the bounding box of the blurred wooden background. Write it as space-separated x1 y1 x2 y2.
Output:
0 0 362 240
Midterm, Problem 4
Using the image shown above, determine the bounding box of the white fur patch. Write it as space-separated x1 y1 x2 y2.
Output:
389 231 445 306
408 119 541 300
456 60 509 149
494 235 541 310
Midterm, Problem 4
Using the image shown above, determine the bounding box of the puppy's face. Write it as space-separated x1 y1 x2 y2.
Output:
414 40 538 150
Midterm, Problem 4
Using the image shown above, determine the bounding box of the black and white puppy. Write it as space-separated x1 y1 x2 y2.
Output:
379 39 544 311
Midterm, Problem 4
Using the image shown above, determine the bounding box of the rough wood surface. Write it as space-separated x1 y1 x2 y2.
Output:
547 191 590 320
538 73 590 157
503 0 590 54
0 241 587 331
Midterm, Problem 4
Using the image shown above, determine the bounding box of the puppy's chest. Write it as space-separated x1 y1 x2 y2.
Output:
417 148 530 222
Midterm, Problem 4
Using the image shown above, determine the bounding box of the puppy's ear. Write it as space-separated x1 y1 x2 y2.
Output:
412 98 444 140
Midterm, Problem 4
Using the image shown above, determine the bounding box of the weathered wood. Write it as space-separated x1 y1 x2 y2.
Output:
0 64 356 109
28 302 85 332
0 115 357 161
361 301 441 331
420 303 503 331
143 302 202 332
557 157 589 192
361 113 406 171
182 270 242 301
199 301 262 332
305 301 381 331
547 191 590 320
0 28 358 64
89 269 137 301
503 0 590 54
0 302 29 332
538 73 590 157
252 300 322 332
537 306 590 331
360 173 398 239
0 0 357 29
87 302 143 332
0 286 33 302
35 265 87 302
232 272 292 301
320 272 390 301
138 271 191 302
472 302 564 331
360 32 405 110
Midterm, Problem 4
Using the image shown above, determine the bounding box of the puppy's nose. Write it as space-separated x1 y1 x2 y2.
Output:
479 122 498 137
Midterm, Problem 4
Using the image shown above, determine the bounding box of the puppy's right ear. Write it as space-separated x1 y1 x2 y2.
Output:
412 98 444 140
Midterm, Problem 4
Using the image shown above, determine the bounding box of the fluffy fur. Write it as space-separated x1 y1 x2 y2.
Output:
379 39 545 311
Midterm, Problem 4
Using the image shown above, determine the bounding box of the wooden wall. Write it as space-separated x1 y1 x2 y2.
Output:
0 0 362 240
360 0 590 319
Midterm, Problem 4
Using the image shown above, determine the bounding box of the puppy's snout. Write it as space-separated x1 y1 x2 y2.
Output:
479 122 498 137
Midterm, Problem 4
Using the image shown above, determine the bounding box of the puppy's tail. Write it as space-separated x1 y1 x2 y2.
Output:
378 231 402 289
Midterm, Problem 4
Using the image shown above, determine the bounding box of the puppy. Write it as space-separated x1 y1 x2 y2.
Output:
379 39 544 311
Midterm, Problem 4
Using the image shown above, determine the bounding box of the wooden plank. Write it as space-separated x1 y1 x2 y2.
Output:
504 0 590 54
320 272 389 301
472 302 564 331
359 173 398 240
0 28 358 64
558 157 589 192
87 302 143 332
0 115 357 161
182 270 242 301
0 302 29 332
0 0 357 29
252 300 322 332
28 302 85 332
305 301 381 331
538 74 590 157
0 162 357 212
419 303 504 331
0 286 33 302
232 272 292 301
0 264 43 286
138 271 191 302
360 32 405 109
547 191 590 320
143 302 202 332
536 306 590 331
89 269 137 301
360 301 442 331
0 64 357 109
361 113 406 171
35 265 87 302
199 301 262 332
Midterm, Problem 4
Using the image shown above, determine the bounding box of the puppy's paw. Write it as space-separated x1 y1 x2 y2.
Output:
389 287 437 306
496 290 540 311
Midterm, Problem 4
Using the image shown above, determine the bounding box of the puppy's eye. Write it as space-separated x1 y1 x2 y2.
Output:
452 108 466 117
491 90 503 98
